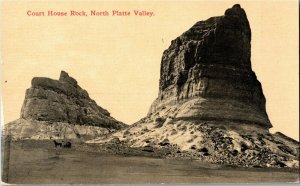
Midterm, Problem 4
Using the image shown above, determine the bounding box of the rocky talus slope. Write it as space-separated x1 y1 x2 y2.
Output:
5 71 126 140
5 119 113 141
88 5 299 168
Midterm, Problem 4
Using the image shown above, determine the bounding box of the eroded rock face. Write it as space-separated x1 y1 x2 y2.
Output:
20 71 126 129
149 4 271 129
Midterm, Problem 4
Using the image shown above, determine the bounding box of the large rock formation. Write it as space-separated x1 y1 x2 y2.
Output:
90 5 299 168
149 4 271 129
20 71 126 129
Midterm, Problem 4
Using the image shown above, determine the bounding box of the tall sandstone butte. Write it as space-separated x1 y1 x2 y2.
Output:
149 4 271 129
20 71 125 129
96 5 298 168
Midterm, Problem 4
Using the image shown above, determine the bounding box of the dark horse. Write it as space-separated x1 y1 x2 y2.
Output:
53 140 62 148
63 142 72 148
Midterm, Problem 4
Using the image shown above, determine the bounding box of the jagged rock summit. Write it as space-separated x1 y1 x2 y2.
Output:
6 71 126 140
90 5 299 168
149 4 271 129
21 70 125 129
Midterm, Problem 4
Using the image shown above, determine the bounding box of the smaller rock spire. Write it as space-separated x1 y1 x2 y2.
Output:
59 70 78 86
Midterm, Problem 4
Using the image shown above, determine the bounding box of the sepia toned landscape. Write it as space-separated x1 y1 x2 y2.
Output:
2 2 299 184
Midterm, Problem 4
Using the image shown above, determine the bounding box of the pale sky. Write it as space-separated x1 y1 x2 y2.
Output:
1 1 299 140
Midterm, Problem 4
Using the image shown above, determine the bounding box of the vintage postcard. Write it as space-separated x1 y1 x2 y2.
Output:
1 0 299 184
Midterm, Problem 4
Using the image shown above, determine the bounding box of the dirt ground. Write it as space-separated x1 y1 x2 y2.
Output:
2 140 299 184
